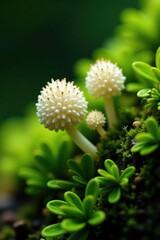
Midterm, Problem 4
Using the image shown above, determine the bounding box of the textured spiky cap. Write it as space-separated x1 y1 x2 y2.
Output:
86 59 126 98
86 110 106 130
36 78 88 131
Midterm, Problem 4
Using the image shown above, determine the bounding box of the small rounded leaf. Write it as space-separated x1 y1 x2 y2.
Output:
60 205 84 220
140 144 158 155
85 179 99 201
47 179 75 190
88 211 106 226
132 61 158 83
155 47 160 70
64 191 83 211
137 88 151 98
61 219 86 232
47 200 67 216
108 187 121 204
145 117 159 140
97 169 117 182
110 165 120 180
152 67 160 83
83 195 95 218
42 223 67 238
131 142 145 153
120 177 128 187
120 166 135 180
104 159 115 173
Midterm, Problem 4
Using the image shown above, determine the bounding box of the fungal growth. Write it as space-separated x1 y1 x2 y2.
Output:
86 59 126 129
36 78 97 157
86 110 107 138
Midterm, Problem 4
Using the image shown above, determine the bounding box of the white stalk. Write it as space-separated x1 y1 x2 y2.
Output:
66 126 97 158
97 126 107 139
104 97 117 129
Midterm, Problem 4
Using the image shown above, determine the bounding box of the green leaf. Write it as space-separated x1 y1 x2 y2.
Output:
64 192 83 211
136 132 156 143
47 179 75 190
155 47 160 70
85 179 99 201
108 187 121 204
110 165 120 180
60 205 84 220
120 166 135 180
137 88 151 98
88 211 106 226
120 178 128 187
152 67 160 82
151 88 160 97
68 228 89 240
140 144 159 155
72 175 87 185
81 154 94 181
61 219 86 232
131 142 145 153
145 117 159 140
27 178 47 187
41 223 67 238
95 176 106 184
47 200 67 216
97 169 117 183
104 159 115 173
132 61 158 83
83 195 95 218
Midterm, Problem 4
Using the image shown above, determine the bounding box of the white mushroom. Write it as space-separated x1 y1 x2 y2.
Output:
86 59 126 129
36 78 97 157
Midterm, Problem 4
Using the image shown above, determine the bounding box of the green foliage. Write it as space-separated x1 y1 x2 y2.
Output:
47 154 95 191
131 117 160 155
133 47 160 85
19 140 73 195
131 47 160 112
42 179 106 239
138 87 160 111
96 159 135 203
132 62 159 84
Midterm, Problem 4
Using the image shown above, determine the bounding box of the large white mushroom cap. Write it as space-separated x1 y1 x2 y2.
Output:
36 78 88 131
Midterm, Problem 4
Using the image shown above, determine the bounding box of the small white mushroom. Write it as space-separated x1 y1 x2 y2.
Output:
86 110 107 139
86 59 126 129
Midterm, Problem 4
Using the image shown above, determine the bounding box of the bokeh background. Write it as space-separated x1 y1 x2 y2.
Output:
0 0 138 122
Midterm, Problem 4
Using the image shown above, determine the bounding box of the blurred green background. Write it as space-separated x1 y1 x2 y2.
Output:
0 0 138 122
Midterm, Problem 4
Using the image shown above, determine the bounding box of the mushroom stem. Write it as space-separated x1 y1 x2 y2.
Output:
97 126 107 139
104 97 117 129
66 126 97 158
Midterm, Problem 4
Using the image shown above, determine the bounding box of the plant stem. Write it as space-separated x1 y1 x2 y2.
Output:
104 97 117 129
97 126 107 139
66 126 97 158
